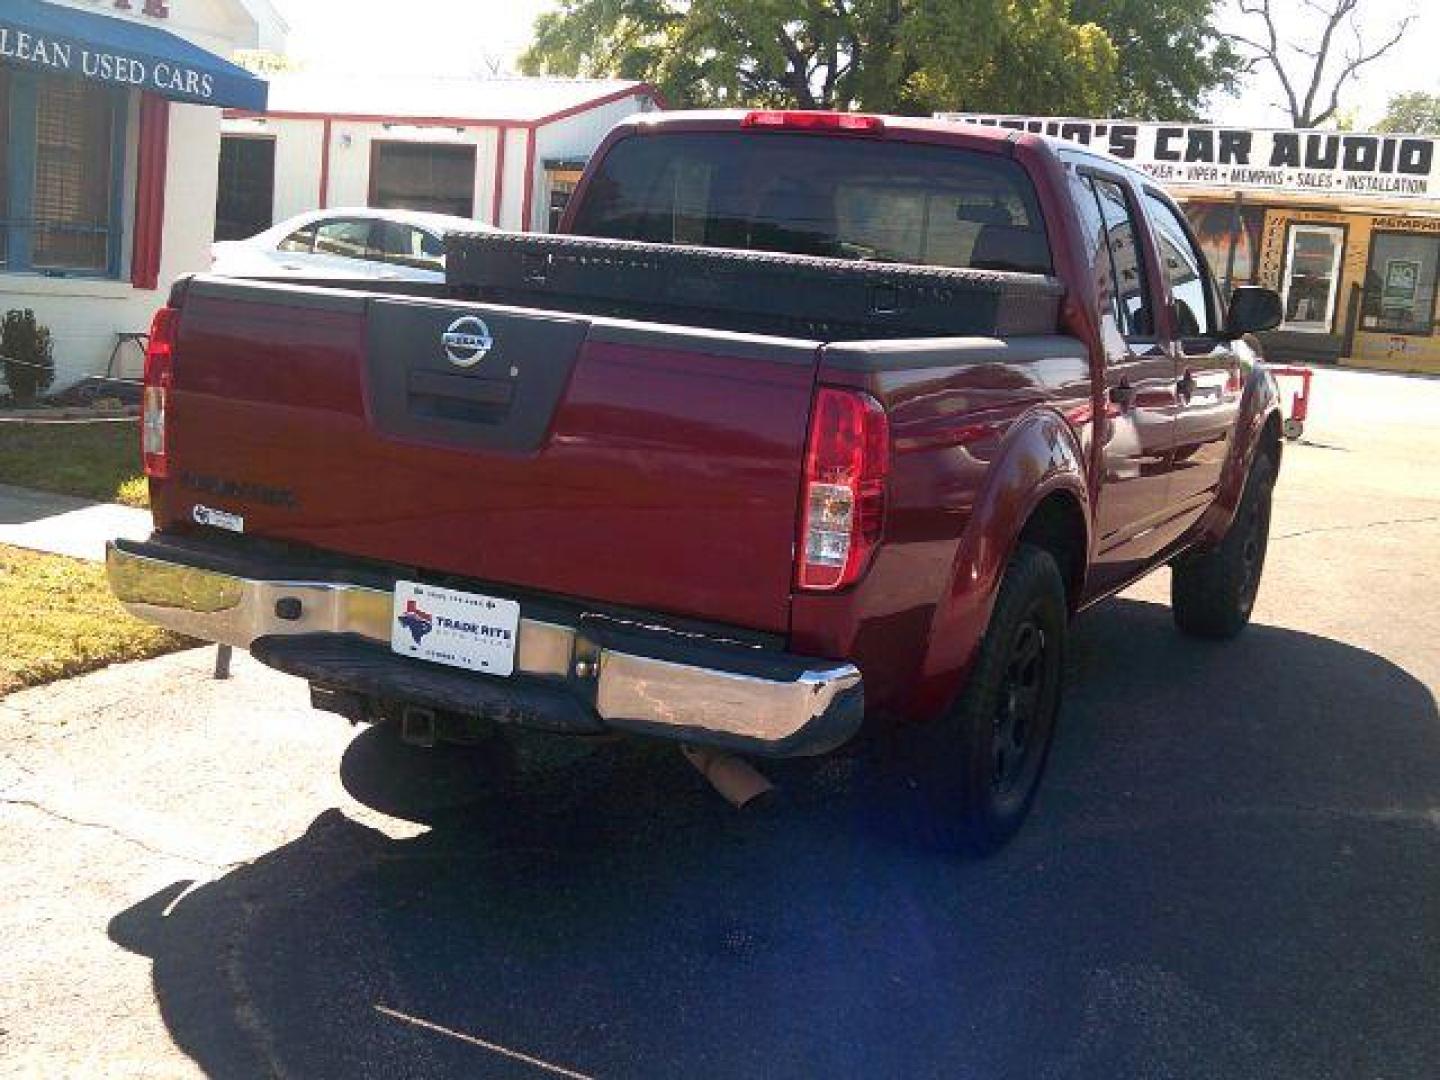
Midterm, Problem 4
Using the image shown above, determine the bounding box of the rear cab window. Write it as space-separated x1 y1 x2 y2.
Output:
571 131 1052 275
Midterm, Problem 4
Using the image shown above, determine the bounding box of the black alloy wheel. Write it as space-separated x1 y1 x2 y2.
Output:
1172 451 1276 639
904 543 1068 855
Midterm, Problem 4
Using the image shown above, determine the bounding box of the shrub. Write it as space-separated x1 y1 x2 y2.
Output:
1 309 56 405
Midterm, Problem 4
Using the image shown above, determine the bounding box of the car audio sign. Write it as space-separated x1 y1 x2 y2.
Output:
939 114 1439 201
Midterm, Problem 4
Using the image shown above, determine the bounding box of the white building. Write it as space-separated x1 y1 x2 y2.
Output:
218 74 662 238
1 0 286 390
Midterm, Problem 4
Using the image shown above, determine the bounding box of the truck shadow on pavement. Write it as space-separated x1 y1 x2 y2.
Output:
108 599 1440 1080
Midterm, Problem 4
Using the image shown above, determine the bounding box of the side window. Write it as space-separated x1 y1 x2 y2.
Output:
402 227 443 271
313 219 374 261
419 230 445 263
1090 177 1154 339
1067 170 1120 332
277 225 316 253
1144 192 1216 337
372 222 443 270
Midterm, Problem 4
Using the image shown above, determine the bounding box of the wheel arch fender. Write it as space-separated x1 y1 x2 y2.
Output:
1195 360 1284 545
911 406 1091 722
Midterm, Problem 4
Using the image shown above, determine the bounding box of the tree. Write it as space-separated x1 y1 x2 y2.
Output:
0 309 55 405
897 0 1119 116
520 0 1127 116
1071 0 1242 120
1227 0 1414 128
1376 90 1440 135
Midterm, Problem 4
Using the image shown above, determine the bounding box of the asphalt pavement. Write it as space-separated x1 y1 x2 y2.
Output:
1 367 1436 1079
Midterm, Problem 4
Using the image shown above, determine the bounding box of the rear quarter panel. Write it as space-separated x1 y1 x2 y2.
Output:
791 335 1094 722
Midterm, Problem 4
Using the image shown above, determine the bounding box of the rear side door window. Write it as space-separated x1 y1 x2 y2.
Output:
372 221 443 271
1143 192 1218 340
1068 170 1120 333
1086 176 1155 341
312 218 375 262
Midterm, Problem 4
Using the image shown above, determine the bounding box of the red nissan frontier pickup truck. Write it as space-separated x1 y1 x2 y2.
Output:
108 110 1284 853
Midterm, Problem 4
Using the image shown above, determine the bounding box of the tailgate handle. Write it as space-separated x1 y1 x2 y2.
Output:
407 370 513 406
407 370 514 424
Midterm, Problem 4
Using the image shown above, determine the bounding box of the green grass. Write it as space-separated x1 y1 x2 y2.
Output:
0 419 148 508
0 545 192 696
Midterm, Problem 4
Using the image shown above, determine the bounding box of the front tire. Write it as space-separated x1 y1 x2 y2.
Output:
1171 451 1275 639
907 544 1068 855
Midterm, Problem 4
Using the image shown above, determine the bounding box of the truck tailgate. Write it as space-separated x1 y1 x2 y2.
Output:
154 277 821 634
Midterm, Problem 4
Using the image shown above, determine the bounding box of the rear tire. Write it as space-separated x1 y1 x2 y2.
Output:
1171 452 1275 639
906 544 1067 855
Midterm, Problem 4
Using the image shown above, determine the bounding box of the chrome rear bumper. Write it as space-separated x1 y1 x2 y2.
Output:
106 540 862 756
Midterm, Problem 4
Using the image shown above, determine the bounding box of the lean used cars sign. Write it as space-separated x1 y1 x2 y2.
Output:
0 0 267 110
939 114 1438 201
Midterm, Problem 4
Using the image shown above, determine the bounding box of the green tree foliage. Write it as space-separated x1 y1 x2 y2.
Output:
1 309 55 405
1376 91 1440 136
521 0 1236 118
1071 0 1240 120
899 0 1117 116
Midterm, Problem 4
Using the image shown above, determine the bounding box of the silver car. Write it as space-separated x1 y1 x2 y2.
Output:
210 207 487 282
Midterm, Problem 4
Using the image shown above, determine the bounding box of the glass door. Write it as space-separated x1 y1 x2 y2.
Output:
1280 224 1345 332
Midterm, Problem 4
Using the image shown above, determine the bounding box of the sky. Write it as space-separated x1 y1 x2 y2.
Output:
272 0 1436 129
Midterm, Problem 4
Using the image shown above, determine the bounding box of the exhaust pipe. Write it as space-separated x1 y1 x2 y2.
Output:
682 744 774 809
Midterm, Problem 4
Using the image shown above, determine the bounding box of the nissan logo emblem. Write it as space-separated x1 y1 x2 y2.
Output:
442 316 494 367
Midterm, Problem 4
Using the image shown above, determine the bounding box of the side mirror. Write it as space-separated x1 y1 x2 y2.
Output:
1224 286 1283 338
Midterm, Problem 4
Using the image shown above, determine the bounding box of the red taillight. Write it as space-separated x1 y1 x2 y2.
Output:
796 388 889 591
141 305 178 479
742 110 885 134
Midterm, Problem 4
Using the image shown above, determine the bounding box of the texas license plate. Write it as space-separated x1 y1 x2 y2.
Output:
391 580 520 677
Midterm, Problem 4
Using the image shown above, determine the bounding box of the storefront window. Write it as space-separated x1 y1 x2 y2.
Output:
1281 223 1345 333
370 141 476 218
0 71 125 277
33 79 115 271
1362 232 1440 336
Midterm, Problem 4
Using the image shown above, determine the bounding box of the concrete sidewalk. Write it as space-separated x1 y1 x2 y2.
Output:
0 483 151 562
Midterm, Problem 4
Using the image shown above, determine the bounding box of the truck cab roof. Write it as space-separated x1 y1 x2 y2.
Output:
617 108 1156 188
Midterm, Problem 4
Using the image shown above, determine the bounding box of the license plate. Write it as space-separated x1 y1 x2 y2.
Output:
391 580 520 677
